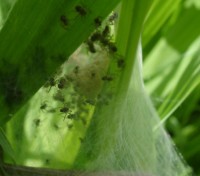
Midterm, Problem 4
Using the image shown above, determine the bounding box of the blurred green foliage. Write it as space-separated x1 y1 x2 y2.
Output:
143 0 200 174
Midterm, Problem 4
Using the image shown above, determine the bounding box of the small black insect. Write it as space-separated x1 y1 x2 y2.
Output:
100 37 110 46
91 72 96 78
60 105 70 119
75 5 87 16
40 102 47 111
57 77 66 89
60 15 69 28
85 99 96 106
94 17 102 27
109 12 118 24
117 58 125 68
48 108 56 113
102 75 113 81
90 32 102 42
102 25 110 38
65 75 74 82
48 77 56 90
34 119 41 127
86 40 96 53
53 123 59 130
60 106 69 113
67 123 73 129
73 66 79 75
108 42 117 53
53 91 65 102
67 113 76 119
45 77 56 92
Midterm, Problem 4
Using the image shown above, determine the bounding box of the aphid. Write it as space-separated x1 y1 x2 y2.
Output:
108 42 117 53
73 66 79 75
57 77 67 89
49 77 56 86
86 40 96 53
90 32 102 42
48 108 56 113
65 75 74 82
102 25 110 38
91 72 96 78
67 113 76 119
100 37 109 46
94 17 102 27
108 12 118 24
45 77 56 91
40 101 47 111
67 123 73 129
53 91 65 102
34 119 41 127
117 58 125 68
85 99 96 106
60 105 70 119
60 15 69 28
102 75 113 81
60 106 69 113
53 123 59 130
75 5 87 16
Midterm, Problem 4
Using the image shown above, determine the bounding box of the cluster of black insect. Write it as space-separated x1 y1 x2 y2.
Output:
87 13 126 71
60 4 88 29
26 6 129 167
60 3 125 67
39 72 93 127
35 8 125 145
37 63 116 135
85 17 118 54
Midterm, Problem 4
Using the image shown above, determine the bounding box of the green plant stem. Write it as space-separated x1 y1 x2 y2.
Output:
116 0 153 99
72 0 153 171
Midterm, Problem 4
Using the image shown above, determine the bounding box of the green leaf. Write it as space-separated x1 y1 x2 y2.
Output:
0 0 120 124
143 0 182 47
143 2 200 125
0 127 16 162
